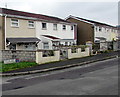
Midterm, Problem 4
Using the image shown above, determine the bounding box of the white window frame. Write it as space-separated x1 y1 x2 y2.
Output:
71 26 73 30
95 26 98 32
65 42 68 45
43 42 49 49
28 21 35 28
11 19 19 27
99 27 102 32
112 29 114 32
42 23 47 30
114 30 116 33
62 25 66 30
53 24 57 30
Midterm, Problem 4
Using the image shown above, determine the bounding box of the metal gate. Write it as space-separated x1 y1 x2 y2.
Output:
60 48 68 60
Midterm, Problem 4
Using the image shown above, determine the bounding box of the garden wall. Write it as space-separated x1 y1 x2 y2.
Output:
1 47 90 64
36 50 60 64
68 47 89 59
1 50 36 62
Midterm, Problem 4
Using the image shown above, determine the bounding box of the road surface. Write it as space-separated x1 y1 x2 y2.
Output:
2 58 118 95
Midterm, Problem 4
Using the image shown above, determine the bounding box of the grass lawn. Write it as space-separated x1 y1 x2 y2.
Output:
0 62 37 73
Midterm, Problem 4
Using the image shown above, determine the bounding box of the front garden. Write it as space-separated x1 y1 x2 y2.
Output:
0 62 37 72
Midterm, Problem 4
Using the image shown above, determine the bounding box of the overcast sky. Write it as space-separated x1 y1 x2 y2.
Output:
0 0 119 26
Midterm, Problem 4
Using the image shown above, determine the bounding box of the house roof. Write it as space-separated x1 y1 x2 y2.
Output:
42 35 60 40
60 39 75 42
6 37 40 43
0 8 70 23
67 15 116 28
95 37 106 40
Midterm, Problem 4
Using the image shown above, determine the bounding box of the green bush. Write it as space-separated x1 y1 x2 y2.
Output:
103 50 109 53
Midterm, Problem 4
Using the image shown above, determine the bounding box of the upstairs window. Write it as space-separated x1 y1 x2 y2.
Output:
99 27 102 31
109 29 111 32
95 27 98 32
96 27 98 31
65 42 68 46
71 26 73 30
28 21 35 28
114 30 116 33
113 29 115 32
112 29 114 32
42 23 47 29
53 24 57 30
62 25 66 30
11 19 19 27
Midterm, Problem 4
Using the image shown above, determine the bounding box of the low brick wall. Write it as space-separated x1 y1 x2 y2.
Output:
36 50 60 64
68 47 90 59
113 41 119 51
1 47 90 64
1 50 36 62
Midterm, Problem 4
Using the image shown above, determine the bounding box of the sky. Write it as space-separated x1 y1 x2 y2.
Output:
0 0 119 26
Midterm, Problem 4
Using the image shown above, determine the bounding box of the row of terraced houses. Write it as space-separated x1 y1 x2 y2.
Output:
0 8 118 51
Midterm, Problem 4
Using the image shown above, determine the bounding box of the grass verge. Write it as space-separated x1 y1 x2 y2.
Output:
0 62 37 73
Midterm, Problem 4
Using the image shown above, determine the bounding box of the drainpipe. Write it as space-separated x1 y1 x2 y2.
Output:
4 15 7 50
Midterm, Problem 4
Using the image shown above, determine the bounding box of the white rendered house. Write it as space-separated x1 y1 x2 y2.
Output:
36 21 77 49
66 15 118 44
0 8 77 50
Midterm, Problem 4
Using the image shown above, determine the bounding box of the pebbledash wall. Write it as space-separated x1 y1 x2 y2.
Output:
1 50 36 62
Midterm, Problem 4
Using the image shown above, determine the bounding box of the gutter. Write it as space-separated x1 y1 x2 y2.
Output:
65 15 94 25
3 14 72 25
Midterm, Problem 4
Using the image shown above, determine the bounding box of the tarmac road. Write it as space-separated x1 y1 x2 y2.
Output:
2 58 118 95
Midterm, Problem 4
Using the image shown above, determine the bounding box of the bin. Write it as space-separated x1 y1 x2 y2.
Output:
16 59 20 63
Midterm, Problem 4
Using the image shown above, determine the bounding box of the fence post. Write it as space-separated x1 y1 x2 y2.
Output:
36 51 42 64
54 50 60 61
85 47 90 56
78 48 81 53
67 48 71 59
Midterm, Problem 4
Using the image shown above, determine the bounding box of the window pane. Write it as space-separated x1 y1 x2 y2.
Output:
71 26 73 30
43 43 49 49
29 21 34 23
29 24 34 27
11 19 19 27
12 23 18 26
53 24 57 30
99 27 102 31
11 19 18 22
63 25 66 30
65 42 68 45
42 23 47 29
28 21 34 28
